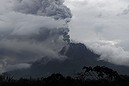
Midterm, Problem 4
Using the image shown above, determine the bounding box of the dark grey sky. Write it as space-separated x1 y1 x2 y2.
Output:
0 0 129 72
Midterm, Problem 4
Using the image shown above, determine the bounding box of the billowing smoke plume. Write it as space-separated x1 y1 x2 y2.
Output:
0 0 72 72
13 0 71 20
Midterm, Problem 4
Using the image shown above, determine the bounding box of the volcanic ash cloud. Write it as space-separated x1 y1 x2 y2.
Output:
0 0 72 72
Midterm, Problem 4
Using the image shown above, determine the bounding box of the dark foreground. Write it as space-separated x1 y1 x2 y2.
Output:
1 66 129 86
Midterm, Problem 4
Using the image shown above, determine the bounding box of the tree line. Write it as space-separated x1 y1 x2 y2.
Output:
0 66 129 86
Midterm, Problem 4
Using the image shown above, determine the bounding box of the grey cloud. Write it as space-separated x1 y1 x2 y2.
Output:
118 5 129 16
13 0 72 20
4 63 31 72
0 0 71 72
86 41 129 66
65 0 129 66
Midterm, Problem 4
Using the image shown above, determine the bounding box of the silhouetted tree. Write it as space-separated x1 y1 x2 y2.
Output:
0 66 128 86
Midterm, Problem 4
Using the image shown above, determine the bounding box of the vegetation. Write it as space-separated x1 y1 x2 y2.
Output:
0 66 129 86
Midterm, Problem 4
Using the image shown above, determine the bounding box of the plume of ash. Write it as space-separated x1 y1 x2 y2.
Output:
13 0 72 20
0 0 72 72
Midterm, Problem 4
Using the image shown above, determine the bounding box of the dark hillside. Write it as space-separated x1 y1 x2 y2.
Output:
7 43 129 78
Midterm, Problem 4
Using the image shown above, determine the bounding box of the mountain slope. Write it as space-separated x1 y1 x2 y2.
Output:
7 43 129 78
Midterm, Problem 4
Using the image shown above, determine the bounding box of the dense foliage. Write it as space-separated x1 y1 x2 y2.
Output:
0 66 129 86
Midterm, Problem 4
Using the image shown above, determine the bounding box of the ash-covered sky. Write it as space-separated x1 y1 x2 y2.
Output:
0 0 129 73
0 0 72 72
65 0 129 66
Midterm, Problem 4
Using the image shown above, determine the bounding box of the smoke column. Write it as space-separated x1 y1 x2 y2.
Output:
0 0 72 72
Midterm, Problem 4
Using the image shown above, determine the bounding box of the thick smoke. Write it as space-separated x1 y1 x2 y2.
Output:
13 0 72 20
0 0 72 72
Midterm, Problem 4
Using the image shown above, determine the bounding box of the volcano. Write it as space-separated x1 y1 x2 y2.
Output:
7 43 129 78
